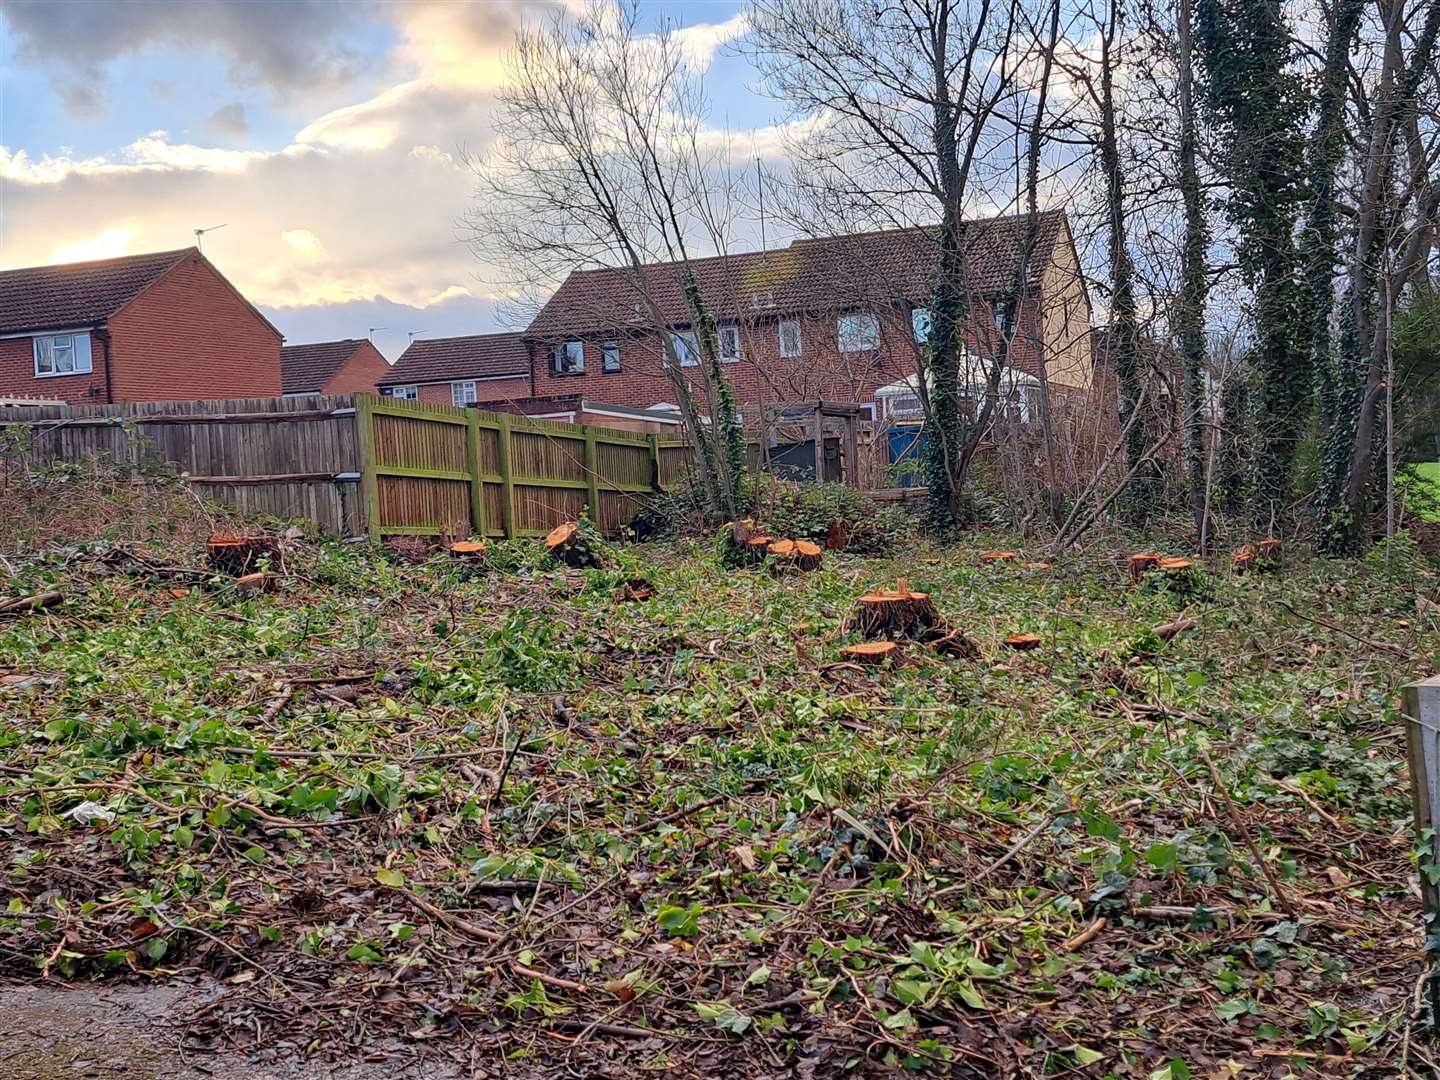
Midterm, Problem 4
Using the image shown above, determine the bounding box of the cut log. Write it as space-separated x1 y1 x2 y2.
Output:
1004 633 1043 651
981 550 1018 564
848 586 943 640
1027 561 1053 570
1232 545 1254 572
235 572 281 594
1152 617 1197 641
545 521 605 568
448 540 488 561
838 641 898 665
0 591 63 617
1127 552 1162 584
1158 557 1194 574
207 534 280 576
614 576 654 603
768 538 823 572
1256 538 1282 567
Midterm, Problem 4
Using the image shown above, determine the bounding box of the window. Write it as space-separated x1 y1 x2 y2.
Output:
885 393 924 421
992 298 1014 330
837 313 879 352
669 329 700 368
451 380 477 406
778 319 802 358
33 332 92 377
717 324 741 362
389 385 418 400
602 341 621 373
911 308 932 344
550 340 585 375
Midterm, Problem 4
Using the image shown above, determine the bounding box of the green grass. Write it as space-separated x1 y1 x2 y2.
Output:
1 502 1437 1076
1416 461 1440 521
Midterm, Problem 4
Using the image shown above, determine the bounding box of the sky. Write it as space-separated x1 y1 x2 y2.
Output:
0 0 773 359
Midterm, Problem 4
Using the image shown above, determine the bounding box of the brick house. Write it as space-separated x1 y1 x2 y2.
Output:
521 210 1093 426
281 338 390 397
0 248 283 404
376 332 532 406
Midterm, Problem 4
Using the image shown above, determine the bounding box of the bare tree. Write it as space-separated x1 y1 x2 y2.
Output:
466 1 748 519
747 0 1064 527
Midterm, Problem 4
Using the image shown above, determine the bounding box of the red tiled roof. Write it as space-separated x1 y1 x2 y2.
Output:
526 210 1069 338
0 248 194 335
281 338 366 394
378 332 529 386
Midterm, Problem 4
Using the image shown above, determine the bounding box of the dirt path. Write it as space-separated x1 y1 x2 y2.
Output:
0 982 461 1080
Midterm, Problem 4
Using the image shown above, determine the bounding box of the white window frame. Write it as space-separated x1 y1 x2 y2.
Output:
550 340 585 375
601 341 621 373
778 318 802 358
33 332 93 378
837 313 879 353
389 384 418 400
451 380 478 406
670 329 700 368
717 323 741 362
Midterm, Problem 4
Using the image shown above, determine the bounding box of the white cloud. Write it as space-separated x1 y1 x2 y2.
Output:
50 224 137 264
281 228 326 259
673 12 750 70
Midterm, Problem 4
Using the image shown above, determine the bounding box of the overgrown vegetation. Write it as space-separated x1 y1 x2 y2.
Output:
2 471 1436 1076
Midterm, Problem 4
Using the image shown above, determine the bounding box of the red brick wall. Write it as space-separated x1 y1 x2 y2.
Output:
388 375 534 406
107 253 282 401
322 341 391 395
0 332 110 404
527 304 1045 423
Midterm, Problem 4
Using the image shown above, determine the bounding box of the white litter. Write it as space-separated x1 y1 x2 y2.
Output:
62 801 116 825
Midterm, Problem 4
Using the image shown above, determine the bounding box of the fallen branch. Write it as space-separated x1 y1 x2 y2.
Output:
0 591 63 617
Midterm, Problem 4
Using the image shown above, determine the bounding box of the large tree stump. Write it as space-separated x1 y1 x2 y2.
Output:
207 534 280 576
1004 633 1042 651
768 539 823 572
545 522 605 569
847 582 943 640
838 641 898 666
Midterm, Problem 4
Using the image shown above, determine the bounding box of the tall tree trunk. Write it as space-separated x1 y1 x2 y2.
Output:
1097 0 1151 521
1176 0 1210 543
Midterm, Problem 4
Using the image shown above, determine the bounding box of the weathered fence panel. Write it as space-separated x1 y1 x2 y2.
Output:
3 394 362 534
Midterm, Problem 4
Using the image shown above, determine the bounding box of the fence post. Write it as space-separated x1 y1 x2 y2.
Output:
583 428 600 519
496 412 516 540
464 409 487 539
354 393 381 542
1406 676 1440 915
647 433 661 491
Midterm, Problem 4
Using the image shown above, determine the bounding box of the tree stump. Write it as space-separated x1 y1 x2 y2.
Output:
207 534 280 576
545 522 605 568
1256 538 1282 568
928 628 981 659
847 582 943 640
768 538 823 572
981 550 1018 565
1127 552 1162 584
1004 633 1042 651
717 519 771 567
448 540 488 562
838 641 898 666
1233 546 1254 573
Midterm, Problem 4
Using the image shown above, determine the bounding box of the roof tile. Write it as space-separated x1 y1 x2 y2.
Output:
379 332 529 386
0 248 195 335
280 339 366 394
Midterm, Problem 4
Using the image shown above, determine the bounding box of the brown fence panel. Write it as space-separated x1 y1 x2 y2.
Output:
3 394 363 534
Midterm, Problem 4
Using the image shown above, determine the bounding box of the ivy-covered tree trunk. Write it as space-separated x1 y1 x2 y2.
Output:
681 270 746 520
1176 0 1210 542
1097 1 1154 522
1196 0 1309 525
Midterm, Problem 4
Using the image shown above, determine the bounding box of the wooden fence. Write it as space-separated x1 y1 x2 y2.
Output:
2 392 691 540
